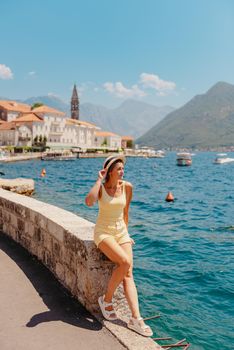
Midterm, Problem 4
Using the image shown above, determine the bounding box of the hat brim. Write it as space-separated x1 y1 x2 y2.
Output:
103 155 126 171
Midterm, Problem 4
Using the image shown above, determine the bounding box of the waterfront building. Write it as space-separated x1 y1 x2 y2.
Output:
0 100 31 122
0 89 125 152
0 113 42 146
94 131 122 149
0 103 100 149
121 135 134 149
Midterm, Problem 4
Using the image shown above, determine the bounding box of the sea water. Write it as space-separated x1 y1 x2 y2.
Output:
2 152 234 350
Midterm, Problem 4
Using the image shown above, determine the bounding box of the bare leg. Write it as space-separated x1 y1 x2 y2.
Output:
121 242 152 336
98 237 131 306
120 242 140 318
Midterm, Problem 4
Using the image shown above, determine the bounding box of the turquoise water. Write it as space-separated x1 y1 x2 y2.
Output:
2 153 234 350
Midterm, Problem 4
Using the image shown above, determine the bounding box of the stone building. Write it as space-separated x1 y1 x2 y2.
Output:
121 135 134 149
0 100 31 122
94 131 122 149
0 103 100 150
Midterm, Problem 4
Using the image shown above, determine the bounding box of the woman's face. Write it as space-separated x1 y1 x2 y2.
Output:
110 161 124 179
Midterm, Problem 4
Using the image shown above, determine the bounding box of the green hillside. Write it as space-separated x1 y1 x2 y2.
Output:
137 82 234 149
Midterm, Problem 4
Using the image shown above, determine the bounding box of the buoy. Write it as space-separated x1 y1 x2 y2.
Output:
165 191 174 202
40 168 46 177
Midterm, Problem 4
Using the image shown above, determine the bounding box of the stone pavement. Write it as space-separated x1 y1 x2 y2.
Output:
0 233 126 350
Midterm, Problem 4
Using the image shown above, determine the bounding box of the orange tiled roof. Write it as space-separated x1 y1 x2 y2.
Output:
95 131 119 137
0 121 16 131
32 105 65 116
0 100 31 113
13 113 43 123
121 135 134 141
66 118 98 128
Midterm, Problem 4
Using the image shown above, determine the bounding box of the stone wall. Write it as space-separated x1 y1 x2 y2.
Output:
0 188 115 314
0 188 161 350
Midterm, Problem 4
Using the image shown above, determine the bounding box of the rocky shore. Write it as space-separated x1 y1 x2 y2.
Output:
0 178 34 196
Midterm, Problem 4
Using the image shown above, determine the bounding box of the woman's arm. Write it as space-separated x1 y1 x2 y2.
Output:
123 182 133 227
85 169 107 207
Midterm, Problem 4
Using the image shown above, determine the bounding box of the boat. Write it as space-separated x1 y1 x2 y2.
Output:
151 150 165 158
41 151 77 161
176 152 192 166
0 151 10 162
213 153 234 164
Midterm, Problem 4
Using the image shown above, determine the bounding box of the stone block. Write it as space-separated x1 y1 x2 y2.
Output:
30 211 48 230
17 217 25 233
34 226 43 243
42 230 53 252
44 250 55 270
30 240 38 257
64 267 77 295
52 238 62 260
14 204 28 218
47 220 64 242
37 245 45 262
25 221 35 237
55 262 65 282
10 213 18 228
6 224 17 240
2 209 10 223
64 231 88 261
20 236 31 251
3 199 15 212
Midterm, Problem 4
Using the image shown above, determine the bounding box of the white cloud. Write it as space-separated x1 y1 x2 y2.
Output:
48 92 60 98
140 73 176 94
28 71 36 76
103 81 146 98
0 64 13 79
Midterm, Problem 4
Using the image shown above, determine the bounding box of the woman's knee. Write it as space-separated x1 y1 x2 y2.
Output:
124 263 133 277
119 256 131 272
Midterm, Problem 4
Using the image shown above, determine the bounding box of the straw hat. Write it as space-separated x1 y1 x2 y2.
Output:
103 154 126 171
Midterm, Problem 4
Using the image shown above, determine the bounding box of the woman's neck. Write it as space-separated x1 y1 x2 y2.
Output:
105 179 120 189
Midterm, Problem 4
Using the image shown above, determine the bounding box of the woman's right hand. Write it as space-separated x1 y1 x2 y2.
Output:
98 168 107 181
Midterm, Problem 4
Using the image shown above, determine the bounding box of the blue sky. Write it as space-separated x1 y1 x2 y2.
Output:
1 0 234 108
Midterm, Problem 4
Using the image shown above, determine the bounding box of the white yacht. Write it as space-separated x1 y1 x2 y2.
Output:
213 153 234 164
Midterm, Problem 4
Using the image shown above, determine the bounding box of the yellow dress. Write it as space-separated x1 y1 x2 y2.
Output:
94 181 131 247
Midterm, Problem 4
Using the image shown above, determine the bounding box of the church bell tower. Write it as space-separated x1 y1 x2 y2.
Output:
71 84 79 119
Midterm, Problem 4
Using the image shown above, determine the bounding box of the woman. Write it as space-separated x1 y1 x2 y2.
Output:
85 155 153 337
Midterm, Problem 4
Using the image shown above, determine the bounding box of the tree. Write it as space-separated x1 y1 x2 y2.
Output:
127 140 133 148
43 136 47 146
101 138 107 147
31 102 43 110
33 135 38 145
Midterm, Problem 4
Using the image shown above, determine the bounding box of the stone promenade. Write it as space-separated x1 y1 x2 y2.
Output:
0 233 125 350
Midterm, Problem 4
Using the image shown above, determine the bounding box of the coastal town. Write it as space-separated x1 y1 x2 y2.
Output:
0 85 135 159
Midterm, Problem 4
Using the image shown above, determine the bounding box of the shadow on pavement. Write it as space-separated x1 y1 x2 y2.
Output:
0 232 102 331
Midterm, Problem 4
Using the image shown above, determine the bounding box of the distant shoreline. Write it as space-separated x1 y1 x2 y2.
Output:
1 149 234 164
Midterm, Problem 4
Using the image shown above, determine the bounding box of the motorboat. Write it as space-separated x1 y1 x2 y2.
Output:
41 151 77 161
213 153 234 164
176 152 192 166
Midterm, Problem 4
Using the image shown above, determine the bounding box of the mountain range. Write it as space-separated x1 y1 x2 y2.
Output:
23 96 173 138
137 81 234 149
